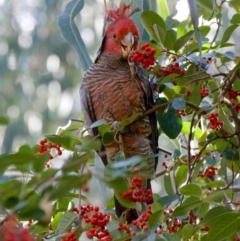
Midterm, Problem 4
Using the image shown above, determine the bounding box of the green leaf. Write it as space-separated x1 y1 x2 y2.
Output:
223 147 239 161
204 190 231 204
156 98 182 139
107 177 136 209
230 13 240 24
51 212 63 231
58 0 92 72
148 210 163 228
57 211 77 233
174 30 194 52
164 172 174 195
179 184 202 198
181 223 194 240
0 116 9 125
50 173 91 200
187 0 202 54
45 134 79 151
202 180 225 189
115 113 141 134
141 11 166 44
200 207 240 241
199 26 211 37
158 0 170 20
158 195 179 206
163 29 177 50
175 165 188 189
57 119 84 135
181 122 202 138
221 25 239 46
107 219 122 240
160 73 179 84
218 105 235 134
173 197 202 217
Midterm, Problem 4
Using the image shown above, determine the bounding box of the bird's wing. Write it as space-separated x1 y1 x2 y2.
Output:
79 79 108 166
136 65 159 170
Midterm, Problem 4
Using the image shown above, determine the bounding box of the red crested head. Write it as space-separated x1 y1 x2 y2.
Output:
101 2 140 58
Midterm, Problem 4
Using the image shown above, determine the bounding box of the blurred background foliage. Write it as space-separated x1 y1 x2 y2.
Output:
0 0 105 153
0 0 239 155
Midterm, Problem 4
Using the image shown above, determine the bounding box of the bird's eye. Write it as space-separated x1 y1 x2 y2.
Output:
113 34 117 39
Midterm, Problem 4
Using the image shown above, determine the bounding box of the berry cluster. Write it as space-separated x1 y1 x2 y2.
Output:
174 109 187 116
80 205 111 241
232 103 240 113
4 228 36 241
200 88 209 97
38 139 62 164
164 209 182 234
157 62 184 77
188 210 197 224
227 90 239 100
122 177 153 203
61 231 77 241
1 216 36 241
130 43 156 69
207 113 224 130
132 204 152 231
118 223 131 235
162 162 168 169
198 166 218 179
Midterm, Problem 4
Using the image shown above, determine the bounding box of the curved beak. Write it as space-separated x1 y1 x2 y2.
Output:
121 32 134 58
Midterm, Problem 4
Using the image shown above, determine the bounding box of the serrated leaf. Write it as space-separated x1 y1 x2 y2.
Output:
174 30 194 52
179 184 202 198
58 0 92 71
221 25 239 46
57 211 77 233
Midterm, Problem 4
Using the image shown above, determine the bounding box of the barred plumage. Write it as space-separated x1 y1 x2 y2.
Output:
79 2 158 223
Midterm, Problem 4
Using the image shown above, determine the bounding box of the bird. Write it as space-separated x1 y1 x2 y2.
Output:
79 2 158 223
